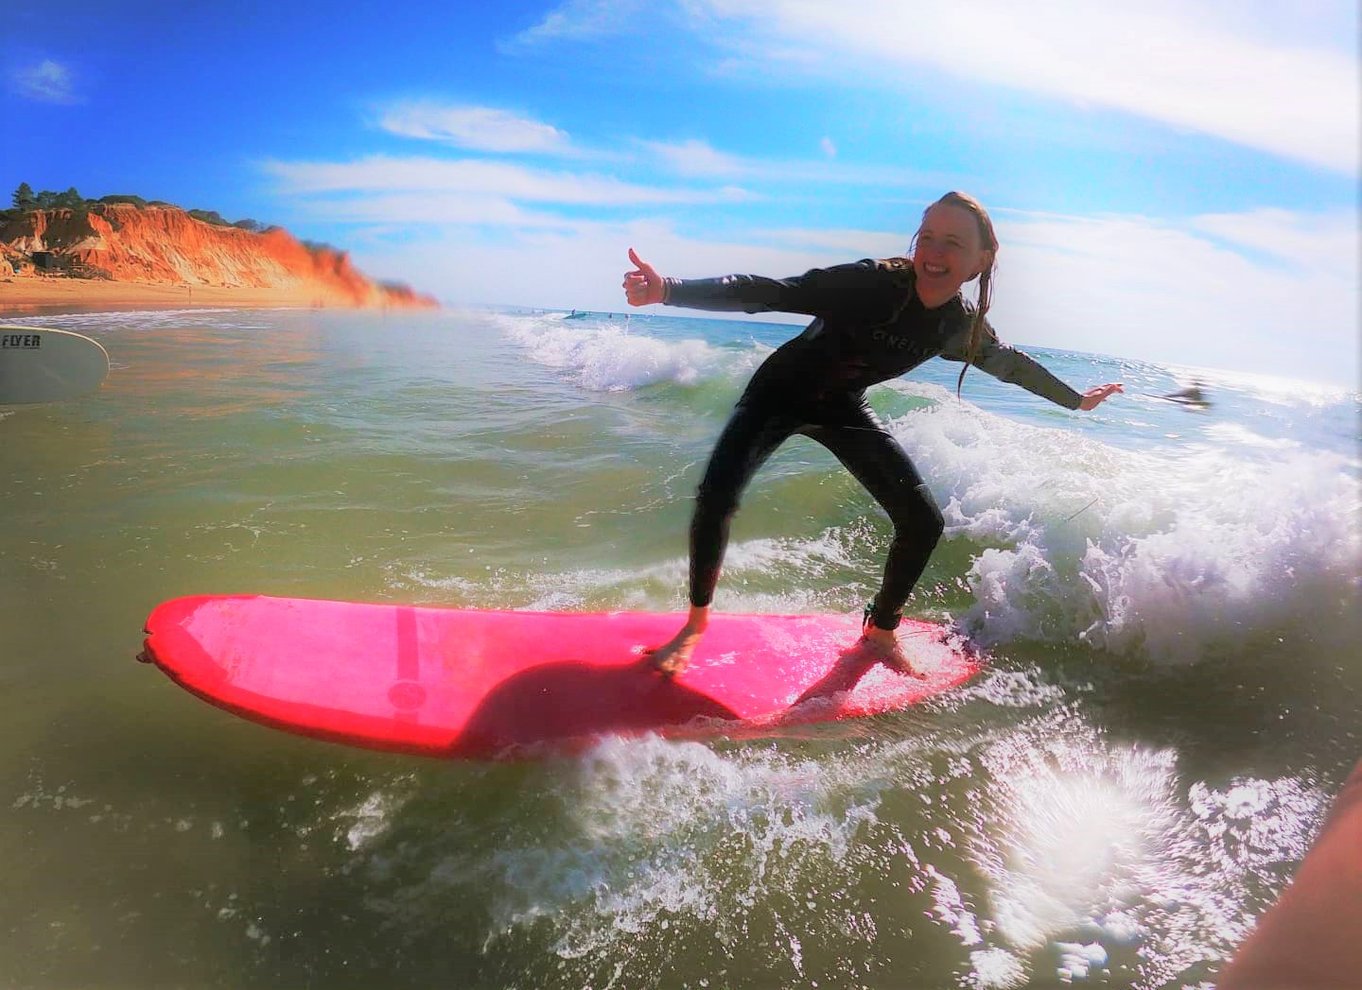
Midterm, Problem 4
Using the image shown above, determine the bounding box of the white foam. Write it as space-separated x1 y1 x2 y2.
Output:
3 308 276 334
925 863 983 945
889 398 1361 662
493 312 754 392
1186 775 1324 868
1055 940 1108 981
971 734 1180 953
968 947 1027 989
956 716 1335 988
1202 421 1300 451
340 789 410 852
480 735 892 958
960 668 1068 709
320 710 1333 987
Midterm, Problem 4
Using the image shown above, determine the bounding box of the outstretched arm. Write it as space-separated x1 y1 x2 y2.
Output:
951 323 1123 411
622 248 895 317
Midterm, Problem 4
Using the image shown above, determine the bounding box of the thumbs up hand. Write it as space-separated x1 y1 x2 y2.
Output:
623 248 665 307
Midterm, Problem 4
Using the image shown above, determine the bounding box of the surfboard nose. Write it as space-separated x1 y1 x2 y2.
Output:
0 325 110 404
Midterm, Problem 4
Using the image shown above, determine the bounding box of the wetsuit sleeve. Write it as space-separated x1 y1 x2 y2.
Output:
662 260 890 318
942 319 1083 410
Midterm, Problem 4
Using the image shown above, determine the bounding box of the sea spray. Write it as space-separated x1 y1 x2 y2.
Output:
885 391 1360 662
494 311 764 393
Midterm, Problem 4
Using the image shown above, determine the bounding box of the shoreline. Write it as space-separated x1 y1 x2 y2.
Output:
0 277 436 317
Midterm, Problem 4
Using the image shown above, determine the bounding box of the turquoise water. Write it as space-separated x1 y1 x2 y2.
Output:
2 305 1359 988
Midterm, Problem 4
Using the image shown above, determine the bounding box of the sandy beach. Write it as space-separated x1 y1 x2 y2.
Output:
0 276 423 316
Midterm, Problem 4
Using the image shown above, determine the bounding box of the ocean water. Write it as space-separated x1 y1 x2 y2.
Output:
2 305 1359 989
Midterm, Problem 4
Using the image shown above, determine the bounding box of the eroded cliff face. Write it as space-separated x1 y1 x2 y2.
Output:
1 204 437 308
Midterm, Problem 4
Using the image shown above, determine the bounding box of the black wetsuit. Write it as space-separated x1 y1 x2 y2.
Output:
663 258 1082 629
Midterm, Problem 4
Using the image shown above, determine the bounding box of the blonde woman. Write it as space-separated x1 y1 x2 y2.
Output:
623 191 1123 675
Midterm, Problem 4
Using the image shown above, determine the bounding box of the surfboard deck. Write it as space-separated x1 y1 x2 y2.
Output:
0 325 110 404
139 595 981 758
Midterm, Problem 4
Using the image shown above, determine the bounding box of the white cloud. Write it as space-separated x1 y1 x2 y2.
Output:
12 59 78 104
493 1 1360 173
745 226 907 257
686 0 1360 174
293 193 572 228
988 207 1360 384
1189 208 1359 279
263 154 749 206
639 139 747 178
503 0 643 49
638 137 936 187
378 103 573 155
372 109 913 190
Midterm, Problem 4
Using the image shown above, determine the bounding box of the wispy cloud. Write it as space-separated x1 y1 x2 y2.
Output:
987 205 1359 382
685 0 1359 174
743 226 907 257
501 0 642 50
637 137 933 187
271 124 929 222
263 154 751 207
378 103 575 155
1189 208 1360 279
638 139 748 178
292 193 573 228
11 59 79 104
498 1 1358 173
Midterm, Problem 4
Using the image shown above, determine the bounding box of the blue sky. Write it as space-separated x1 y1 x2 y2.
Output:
4 0 1358 386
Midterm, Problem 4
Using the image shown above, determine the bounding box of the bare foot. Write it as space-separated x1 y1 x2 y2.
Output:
643 634 699 676
643 606 709 677
858 625 927 679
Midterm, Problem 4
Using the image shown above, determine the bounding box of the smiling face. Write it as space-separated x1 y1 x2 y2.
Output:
911 202 995 309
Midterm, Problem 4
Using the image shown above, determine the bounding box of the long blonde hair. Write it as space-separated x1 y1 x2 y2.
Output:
919 191 998 397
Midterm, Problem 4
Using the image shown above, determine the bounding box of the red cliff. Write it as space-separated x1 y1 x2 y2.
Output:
1 204 437 309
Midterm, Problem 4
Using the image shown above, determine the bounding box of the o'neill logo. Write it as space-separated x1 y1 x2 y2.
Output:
2 333 42 349
870 328 910 350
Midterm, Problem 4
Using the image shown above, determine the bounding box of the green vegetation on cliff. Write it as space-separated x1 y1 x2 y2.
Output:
5 183 273 237
3 183 338 248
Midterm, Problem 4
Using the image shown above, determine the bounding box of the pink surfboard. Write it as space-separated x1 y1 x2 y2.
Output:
139 595 980 758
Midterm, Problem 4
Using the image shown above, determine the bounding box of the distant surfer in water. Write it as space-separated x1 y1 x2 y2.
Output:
622 191 1123 675
1163 379 1211 408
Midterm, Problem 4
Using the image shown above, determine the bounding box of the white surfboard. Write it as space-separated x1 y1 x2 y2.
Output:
0 325 110 404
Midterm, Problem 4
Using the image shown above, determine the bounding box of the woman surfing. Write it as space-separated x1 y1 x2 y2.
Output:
622 191 1123 676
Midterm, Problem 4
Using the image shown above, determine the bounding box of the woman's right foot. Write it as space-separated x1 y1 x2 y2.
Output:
643 607 710 677
858 624 926 678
